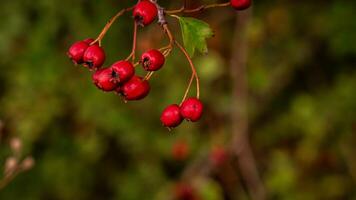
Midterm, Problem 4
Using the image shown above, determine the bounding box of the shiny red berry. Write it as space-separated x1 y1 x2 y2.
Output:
160 104 183 128
111 61 135 83
121 76 150 101
180 98 203 122
67 40 90 65
141 49 165 71
92 68 118 92
230 0 251 10
83 38 95 44
133 0 158 26
83 45 106 70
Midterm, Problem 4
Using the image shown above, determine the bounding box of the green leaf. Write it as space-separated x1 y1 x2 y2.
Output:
176 16 214 57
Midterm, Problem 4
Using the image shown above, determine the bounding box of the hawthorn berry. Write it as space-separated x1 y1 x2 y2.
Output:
160 104 183 128
83 38 94 44
133 0 158 26
141 49 165 71
121 76 150 101
230 0 251 10
111 61 135 83
180 98 204 122
83 45 106 70
67 39 93 65
172 141 189 161
92 68 118 92
210 147 228 167
174 183 197 200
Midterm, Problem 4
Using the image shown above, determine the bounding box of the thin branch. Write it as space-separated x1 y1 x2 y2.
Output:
229 9 266 200
180 73 195 106
161 24 175 57
126 21 138 62
175 41 200 100
165 2 230 14
91 6 134 45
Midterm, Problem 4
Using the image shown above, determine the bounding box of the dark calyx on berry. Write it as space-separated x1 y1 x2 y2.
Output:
83 45 106 70
180 98 204 122
111 61 135 83
141 49 165 71
121 76 150 101
133 0 158 26
160 104 183 128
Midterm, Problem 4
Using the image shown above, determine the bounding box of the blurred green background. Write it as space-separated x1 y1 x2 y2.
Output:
0 0 355 199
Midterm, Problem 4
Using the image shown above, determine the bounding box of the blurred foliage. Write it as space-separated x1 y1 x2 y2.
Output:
0 0 355 199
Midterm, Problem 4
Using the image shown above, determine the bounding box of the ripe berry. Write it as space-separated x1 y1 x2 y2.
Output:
92 68 118 92
174 183 197 200
133 0 158 26
180 98 204 122
83 38 95 44
230 0 251 10
172 141 189 161
67 40 91 65
83 45 106 70
121 76 150 101
160 104 183 128
210 147 228 167
141 49 165 71
111 61 135 83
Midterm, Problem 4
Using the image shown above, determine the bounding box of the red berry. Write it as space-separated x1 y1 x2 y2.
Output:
121 76 150 101
133 0 158 26
83 38 95 44
92 68 118 92
172 140 189 161
174 183 197 200
83 45 106 70
67 41 90 65
210 147 228 167
180 98 203 122
230 0 251 10
160 104 183 128
111 61 135 83
141 49 165 71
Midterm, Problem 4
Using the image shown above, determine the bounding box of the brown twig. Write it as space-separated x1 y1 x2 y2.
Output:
229 9 266 200
175 41 200 100
165 2 230 14
161 24 175 57
91 6 134 46
126 21 138 62
180 73 195 106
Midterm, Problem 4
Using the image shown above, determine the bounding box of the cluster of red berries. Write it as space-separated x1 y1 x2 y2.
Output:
67 0 251 129
67 38 161 101
160 98 203 129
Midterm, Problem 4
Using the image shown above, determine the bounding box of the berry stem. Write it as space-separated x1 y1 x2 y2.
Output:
0 160 30 190
180 73 195 106
160 24 175 58
144 71 154 81
165 2 231 14
126 21 138 62
91 7 134 46
175 40 200 100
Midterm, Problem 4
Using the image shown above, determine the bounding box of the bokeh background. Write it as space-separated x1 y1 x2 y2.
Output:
0 0 355 199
